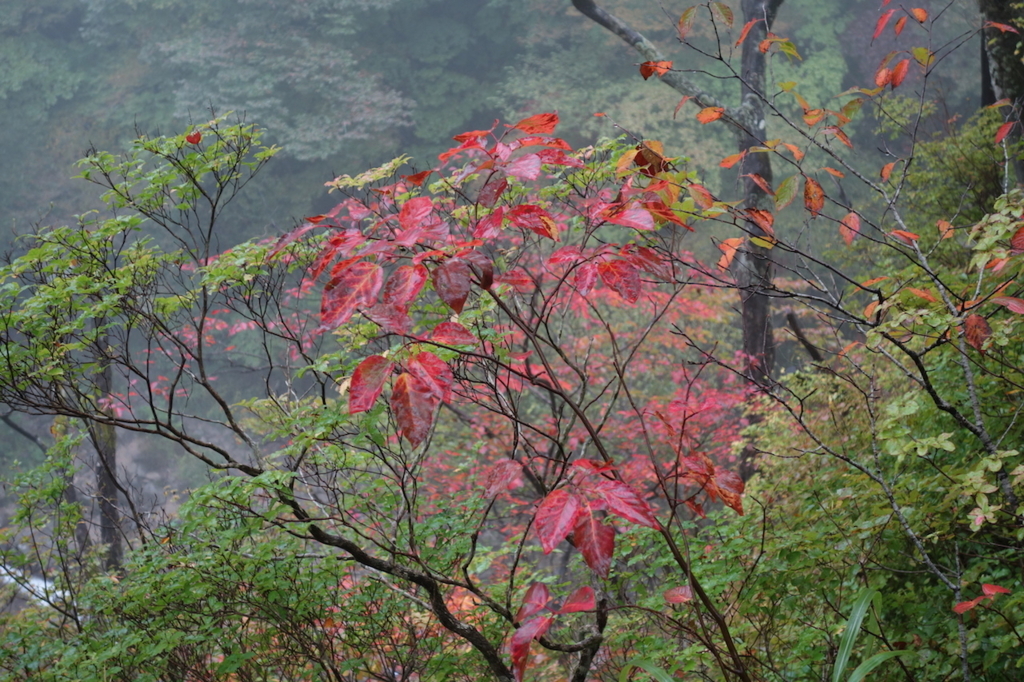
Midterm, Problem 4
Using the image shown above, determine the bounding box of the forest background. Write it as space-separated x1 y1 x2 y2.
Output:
0 0 1023 681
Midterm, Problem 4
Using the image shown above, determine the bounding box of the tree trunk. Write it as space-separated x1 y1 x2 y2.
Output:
978 0 1024 186
89 353 121 572
569 0 782 385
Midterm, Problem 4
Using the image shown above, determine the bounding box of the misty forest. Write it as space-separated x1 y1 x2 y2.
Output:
1 1 1024 680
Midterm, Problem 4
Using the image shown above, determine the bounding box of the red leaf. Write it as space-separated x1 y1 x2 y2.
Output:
269 222 320 258
890 59 910 88
383 265 428 307
664 585 693 604
495 268 534 292
601 204 655 231
390 373 436 447
713 467 745 515
473 207 505 239
873 9 897 40
594 479 659 529
510 616 553 682
639 60 673 80
478 176 508 207
953 596 984 614
514 582 550 622
575 262 598 296
185 131 202 145
985 21 1020 34
804 177 825 218
453 129 492 143
513 112 559 135
399 196 434 230
407 351 453 403
1012 223 1024 252
874 66 891 88
364 303 411 335
548 245 582 266
433 258 472 313
506 154 542 181
995 121 1015 145
483 459 522 497
890 230 920 244
643 200 690 230
982 583 1011 596
840 212 860 247
907 287 937 303
735 18 758 46
321 262 383 329
557 586 596 614
430 321 478 347
535 489 582 554
992 296 1024 314
598 260 642 302
509 204 560 240
696 107 725 124
349 355 394 414
572 503 615 578
894 15 907 35
402 169 433 186
964 314 992 351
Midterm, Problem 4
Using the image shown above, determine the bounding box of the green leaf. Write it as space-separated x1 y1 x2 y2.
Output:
847 650 914 682
775 174 800 210
619 658 676 682
832 589 877 682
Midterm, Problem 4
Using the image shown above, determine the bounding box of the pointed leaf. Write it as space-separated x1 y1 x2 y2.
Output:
557 586 596 614
572 503 615 578
398 197 434 230
478 176 508 207
696 107 725 124
873 9 897 40
407 351 453 403
535 489 582 554
321 262 383 329
720 151 746 168
804 177 825 218
506 154 542 181
602 205 656 231
432 259 472 314
774 174 799 210
515 582 550 623
391 373 436 447
711 1 733 27
510 204 560 240
881 161 897 182
893 15 907 35
482 459 522 497
985 21 1020 34
677 6 698 40
953 596 985 614
513 113 559 135
594 479 659 529
664 585 693 604
383 265 428 306
688 183 716 208
717 237 744 270
430 321 478 347
840 212 860 247
736 18 758 46
992 296 1024 314
473 207 505 239
349 355 394 414
890 230 920 244
964 314 992 351
575 262 599 296
714 467 745 515
744 173 775 197
890 59 910 88
511 616 553 682
995 121 1015 145
598 260 642 302
364 303 411 335
982 583 1011 596
744 208 775 236
548 245 582 266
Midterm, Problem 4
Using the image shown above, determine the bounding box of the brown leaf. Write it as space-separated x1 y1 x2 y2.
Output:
804 177 825 218
964 314 992 352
